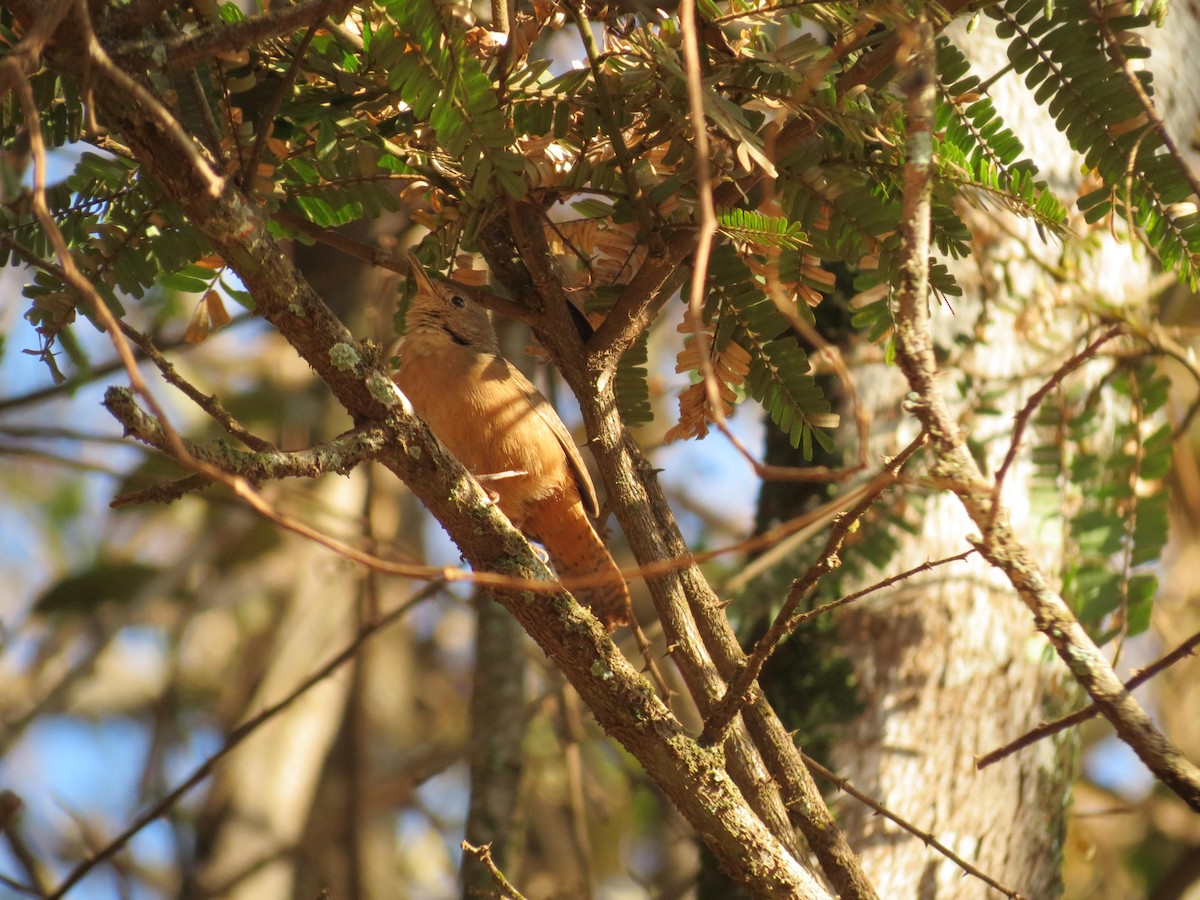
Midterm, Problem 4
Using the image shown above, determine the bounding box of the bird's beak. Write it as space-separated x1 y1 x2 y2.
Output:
405 251 436 294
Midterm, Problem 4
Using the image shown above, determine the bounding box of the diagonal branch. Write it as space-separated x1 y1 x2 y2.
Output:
565 2 664 257
109 0 357 70
801 754 1025 900
977 627 1200 770
889 16 1200 813
993 324 1123 490
46 584 442 900
116 320 275 452
700 436 924 746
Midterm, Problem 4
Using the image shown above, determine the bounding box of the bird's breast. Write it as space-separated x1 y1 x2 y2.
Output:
395 345 573 525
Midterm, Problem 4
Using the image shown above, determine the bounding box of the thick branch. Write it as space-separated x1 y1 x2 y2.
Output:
535 334 878 897
19 20 835 893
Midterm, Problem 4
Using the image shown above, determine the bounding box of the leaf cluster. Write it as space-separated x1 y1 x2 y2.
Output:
990 0 1200 285
0 0 1192 617
1031 357 1172 642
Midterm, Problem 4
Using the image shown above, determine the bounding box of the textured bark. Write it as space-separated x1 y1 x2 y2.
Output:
834 496 1076 898
461 318 534 898
830 14 1200 895
14 11 833 893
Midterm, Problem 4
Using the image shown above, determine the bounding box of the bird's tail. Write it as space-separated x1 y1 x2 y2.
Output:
527 498 632 632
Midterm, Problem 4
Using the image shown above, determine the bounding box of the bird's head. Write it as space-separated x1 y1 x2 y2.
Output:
403 253 499 352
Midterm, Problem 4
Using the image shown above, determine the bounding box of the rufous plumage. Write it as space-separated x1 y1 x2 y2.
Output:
394 258 632 631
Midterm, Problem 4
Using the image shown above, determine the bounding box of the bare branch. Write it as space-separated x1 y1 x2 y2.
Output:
801 755 1026 900
888 16 1200 812
240 23 319 194
700 436 923 745
110 0 357 70
566 2 664 257
993 325 1123 490
461 840 530 900
115 322 275 452
679 0 725 455
978 627 1200 769
104 385 376 483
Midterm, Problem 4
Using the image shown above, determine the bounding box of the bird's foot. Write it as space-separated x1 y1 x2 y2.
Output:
476 469 528 483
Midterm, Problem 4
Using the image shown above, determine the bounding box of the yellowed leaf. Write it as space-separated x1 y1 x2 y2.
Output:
205 290 232 329
185 300 210 344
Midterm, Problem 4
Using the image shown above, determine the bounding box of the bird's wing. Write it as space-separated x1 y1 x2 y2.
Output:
522 385 600 519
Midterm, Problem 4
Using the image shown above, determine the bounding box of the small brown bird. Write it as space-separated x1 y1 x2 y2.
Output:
394 258 632 631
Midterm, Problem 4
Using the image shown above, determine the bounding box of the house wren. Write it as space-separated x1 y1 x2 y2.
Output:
394 258 632 631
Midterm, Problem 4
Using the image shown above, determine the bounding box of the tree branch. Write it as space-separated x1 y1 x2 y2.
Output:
543 318 878 896
700 436 923 746
801 754 1025 900
566 0 664 256
19 13 838 891
888 16 1200 812
977 627 1200 769
461 840 530 900
47 584 441 900
109 0 357 70
103 385 383 483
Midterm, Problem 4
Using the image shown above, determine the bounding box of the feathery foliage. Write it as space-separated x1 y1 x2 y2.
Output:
991 0 1200 285
1031 355 1172 642
2 0 1191 645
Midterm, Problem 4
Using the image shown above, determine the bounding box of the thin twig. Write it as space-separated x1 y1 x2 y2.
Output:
1091 2 1200 257
993 325 1123 490
678 0 723 456
47 584 441 900
801 754 1025 900
111 473 213 507
629 615 674 703
1 2 195 479
978 627 1200 769
240 23 318 194
677 1 862 487
785 550 975 632
106 386 898 599
888 16 1200 811
0 791 51 899
700 435 924 745
461 841 529 900
566 2 663 256
116 321 275 452
111 0 355 70
76 0 226 200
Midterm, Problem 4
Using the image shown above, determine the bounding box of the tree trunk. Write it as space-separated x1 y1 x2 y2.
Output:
829 15 1200 896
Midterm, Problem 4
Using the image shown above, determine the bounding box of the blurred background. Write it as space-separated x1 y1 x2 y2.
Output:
3 7 1200 900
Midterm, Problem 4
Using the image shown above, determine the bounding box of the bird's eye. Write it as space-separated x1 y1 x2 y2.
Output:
450 295 466 308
